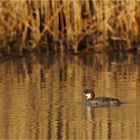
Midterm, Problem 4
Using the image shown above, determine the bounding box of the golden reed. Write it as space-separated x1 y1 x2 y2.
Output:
0 0 139 55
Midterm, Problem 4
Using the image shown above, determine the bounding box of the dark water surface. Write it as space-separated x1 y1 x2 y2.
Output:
0 53 140 139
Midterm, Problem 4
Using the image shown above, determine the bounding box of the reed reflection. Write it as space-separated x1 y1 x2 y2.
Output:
0 53 139 139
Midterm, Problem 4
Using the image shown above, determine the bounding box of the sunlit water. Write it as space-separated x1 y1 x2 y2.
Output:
0 53 140 139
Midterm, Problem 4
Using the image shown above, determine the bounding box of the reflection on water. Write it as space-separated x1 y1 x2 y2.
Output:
0 53 140 139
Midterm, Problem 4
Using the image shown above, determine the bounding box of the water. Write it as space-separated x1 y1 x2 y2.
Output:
0 53 140 139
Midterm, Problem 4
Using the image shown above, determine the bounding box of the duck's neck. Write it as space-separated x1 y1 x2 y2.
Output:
87 97 95 100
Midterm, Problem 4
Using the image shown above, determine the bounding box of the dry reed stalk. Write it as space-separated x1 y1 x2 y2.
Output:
0 0 139 55
0 1 27 54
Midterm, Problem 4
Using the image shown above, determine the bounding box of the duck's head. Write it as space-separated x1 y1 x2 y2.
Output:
83 89 95 100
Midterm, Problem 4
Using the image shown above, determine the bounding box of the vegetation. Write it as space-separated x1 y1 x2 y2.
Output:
0 0 139 56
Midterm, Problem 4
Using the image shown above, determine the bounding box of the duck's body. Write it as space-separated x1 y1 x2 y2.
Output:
83 89 122 107
86 97 122 107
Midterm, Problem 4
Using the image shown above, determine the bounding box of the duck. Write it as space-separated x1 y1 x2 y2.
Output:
83 89 122 107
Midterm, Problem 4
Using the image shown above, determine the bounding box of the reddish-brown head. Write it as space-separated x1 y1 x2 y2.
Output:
83 89 95 100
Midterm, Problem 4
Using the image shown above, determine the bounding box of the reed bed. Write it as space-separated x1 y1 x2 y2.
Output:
0 0 139 55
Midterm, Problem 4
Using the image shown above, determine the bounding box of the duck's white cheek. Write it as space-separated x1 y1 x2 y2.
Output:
86 94 91 99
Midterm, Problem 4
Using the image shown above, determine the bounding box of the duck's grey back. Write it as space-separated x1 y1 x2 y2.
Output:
94 97 120 102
